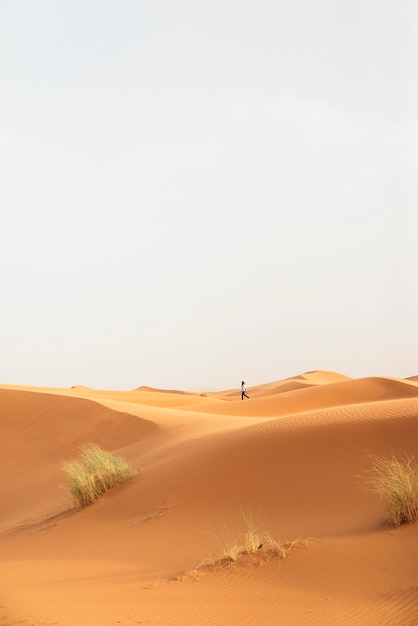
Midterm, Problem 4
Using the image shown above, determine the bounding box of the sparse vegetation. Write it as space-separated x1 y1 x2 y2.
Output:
197 510 307 570
364 453 418 526
242 509 264 553
63 443 137 510
219 519 243 562
262 531 289 559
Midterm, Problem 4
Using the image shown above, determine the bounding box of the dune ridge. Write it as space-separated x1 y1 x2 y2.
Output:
1 371 417 625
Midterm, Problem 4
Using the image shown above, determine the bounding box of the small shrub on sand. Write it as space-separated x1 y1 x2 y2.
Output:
63 443 137 510
200 510 306 569
364 454 418 526
213 510 264 563
262 531 288 559
242 509 264 553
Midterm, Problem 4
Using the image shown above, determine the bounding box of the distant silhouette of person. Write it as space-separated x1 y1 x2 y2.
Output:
241 380 249 400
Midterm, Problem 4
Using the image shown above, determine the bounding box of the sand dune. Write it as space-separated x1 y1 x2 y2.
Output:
406 374 418 383
1 371 417 625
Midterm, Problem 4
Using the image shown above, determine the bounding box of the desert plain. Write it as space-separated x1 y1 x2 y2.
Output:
1 370 418 625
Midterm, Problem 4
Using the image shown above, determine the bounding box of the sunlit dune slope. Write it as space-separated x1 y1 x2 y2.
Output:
219 370 351 398
2 372 418 539
1 371 418 626
183 375 418 417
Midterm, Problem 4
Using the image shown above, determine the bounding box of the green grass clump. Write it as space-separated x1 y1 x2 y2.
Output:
364 454 418 527
63 443 137 510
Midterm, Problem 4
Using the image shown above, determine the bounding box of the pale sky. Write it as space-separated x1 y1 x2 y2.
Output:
1 0 417 391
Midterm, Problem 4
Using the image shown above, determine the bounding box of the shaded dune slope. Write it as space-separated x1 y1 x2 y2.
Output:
0 389 158 533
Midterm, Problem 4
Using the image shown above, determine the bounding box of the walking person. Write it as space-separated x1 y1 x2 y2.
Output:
241 380 249 400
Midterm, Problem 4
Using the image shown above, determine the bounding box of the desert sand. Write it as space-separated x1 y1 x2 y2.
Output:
1 370 418 625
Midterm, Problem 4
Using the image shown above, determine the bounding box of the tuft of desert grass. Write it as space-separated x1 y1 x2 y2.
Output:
364 453 418 527
195 510 306 571
62 443 137 510
241 509 264 553
262 531 288 559
218 520 242 562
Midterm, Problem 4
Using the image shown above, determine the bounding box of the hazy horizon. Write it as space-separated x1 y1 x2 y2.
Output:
1 1 417 390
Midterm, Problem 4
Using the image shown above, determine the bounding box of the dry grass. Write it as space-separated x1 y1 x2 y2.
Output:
242 509 264 553
196 510 307 570
217 519 242 562
262 531 288 559
62 443 137 510
364 453 418 526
